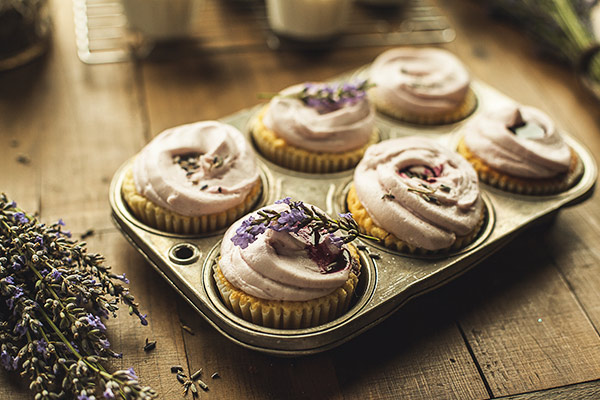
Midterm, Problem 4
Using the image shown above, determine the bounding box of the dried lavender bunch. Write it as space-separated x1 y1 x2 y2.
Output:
0 194 156 399
231 197 378 250
486 0 600 83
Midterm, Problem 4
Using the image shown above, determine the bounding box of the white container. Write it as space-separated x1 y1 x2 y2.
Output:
266 0 352 41
121 0 203 40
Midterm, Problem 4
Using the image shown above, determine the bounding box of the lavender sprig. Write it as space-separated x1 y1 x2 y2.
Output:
0 194 156 399
231 197 378 250
259 80 375 114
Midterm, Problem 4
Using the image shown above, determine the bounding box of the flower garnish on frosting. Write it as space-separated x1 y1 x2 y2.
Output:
261 80 375 114
397 164 449 204
230 198 376 274
295 80 374 114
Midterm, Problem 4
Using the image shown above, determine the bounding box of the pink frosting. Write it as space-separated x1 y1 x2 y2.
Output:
461 104 571 178
220 203 354 301
354 137 483 251
262 83 376 153
133 121 260 217
369 48 470 114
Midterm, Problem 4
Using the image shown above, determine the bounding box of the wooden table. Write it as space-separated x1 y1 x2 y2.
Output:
2 1 600 398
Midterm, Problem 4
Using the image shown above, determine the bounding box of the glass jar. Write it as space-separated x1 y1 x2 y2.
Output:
0 0 51 71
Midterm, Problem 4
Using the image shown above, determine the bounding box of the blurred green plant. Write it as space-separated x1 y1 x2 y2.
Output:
487 0 600 96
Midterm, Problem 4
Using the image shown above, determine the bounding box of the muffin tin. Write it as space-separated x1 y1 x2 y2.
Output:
109 79 597 356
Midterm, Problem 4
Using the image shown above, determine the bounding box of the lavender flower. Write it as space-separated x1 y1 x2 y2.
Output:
6 286 24 309
86 314 107 331
231 216 267 249
1 350 13 370
230 199 377 249
328 234 345 249
50 269 62 281
103 387 115 399
127 367 139 380
15 322 27 337
36 339 49 359
78 391 95 400
12 212 28 224
114 273 130 284
272 80 374 114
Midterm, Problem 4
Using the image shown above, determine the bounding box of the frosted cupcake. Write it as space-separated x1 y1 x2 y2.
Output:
457 104 582 195
368 47 477 124
348 137 484 254
122 121 262 234
214 199 362 329
251 81 378 173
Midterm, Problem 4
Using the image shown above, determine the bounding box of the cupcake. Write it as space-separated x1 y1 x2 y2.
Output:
251 81 379 173
348 137 484 254
214 199 361 329
368 47 477 124
457 104 583 195
122 121 262 234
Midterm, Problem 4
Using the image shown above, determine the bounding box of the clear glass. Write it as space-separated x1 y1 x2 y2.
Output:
0 0 51 71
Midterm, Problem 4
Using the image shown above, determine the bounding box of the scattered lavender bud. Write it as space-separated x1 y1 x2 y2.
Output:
143 339 156 352
171 365 184 374
191 368 203 380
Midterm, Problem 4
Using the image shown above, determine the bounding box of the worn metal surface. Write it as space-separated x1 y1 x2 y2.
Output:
109 80 597 355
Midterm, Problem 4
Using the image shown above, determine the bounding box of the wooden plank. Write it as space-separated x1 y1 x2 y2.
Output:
31 1 146 234
457 231 600 397
332 293 490 400
0 53 44 214
175 297 345 400
544 204 600 332
500 379 600 400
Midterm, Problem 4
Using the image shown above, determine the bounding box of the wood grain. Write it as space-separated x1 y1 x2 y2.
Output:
2 0 600 399
33 2 146 234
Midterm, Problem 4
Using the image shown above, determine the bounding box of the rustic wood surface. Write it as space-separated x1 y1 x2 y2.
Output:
1 0 600 399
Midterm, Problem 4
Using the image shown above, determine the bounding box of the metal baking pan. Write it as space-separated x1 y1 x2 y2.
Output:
109 80 597 356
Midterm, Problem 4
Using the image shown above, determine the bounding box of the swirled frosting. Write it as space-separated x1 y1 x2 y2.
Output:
461 104 571 178
369 48 471 114
354 137 483 251
133 121 260 216
220 203 355 301
262 83 376 153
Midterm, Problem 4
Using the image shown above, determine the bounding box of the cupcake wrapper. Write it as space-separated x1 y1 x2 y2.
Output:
251 107 379 173
213 250 360 329
370 88 477 125
457 138 583 195
347 184 484 255
121 169 262 234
